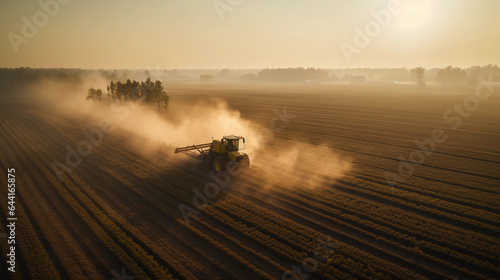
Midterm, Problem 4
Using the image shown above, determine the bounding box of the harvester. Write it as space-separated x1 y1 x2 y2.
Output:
174 135 250 172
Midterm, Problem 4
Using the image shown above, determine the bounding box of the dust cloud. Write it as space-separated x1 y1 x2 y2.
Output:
28 78 266 156
251 143 352 189
27 78 351 188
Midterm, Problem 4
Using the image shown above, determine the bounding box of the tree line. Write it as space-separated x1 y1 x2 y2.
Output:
237 65 500 85
86 77 169 114
240 67 329 82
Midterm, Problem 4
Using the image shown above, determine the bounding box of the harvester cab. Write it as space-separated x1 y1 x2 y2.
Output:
213 135 245 153
174 135 250 173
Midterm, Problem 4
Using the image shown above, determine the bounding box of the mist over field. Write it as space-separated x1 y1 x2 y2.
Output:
1 1 500 280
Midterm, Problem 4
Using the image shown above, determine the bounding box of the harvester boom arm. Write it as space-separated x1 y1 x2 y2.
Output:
174 143 212 154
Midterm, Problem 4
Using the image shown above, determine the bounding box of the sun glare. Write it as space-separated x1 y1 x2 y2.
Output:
397 0 433 29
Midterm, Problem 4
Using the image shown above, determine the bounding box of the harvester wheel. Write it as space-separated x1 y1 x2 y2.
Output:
213 157 226 173
240 154 250 169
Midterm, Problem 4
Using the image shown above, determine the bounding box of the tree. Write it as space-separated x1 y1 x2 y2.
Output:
141 77 155 104
115 81 124 101
102 77 169 115
256 67 328 82
107 81 117 103
436 66 466 85
86 88 102 108
125 79 132 101
216 69 231 78
200 74 213 81
96 89 103 101
129 80 142 102
411 67 425 87
152 80 169 114
241 73 257 81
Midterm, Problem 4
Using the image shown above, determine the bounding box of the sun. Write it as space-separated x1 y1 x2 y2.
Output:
397 0 433 29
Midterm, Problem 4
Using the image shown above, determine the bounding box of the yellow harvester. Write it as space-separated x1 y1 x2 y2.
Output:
174 135 250 172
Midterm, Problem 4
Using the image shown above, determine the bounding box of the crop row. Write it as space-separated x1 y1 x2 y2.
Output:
34 110 224 279
338 175 499 235
24 105 499 280
230 184 452 279
9 112 176 280
215 197 399 280
283 185 499 276
232 177 493 280
307 186 499 261
201 203 354 280
352 165 499 213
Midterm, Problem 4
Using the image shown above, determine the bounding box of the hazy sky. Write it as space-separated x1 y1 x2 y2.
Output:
1 0 499 69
